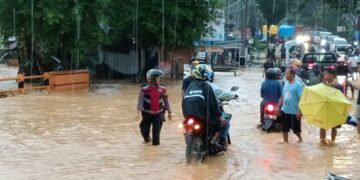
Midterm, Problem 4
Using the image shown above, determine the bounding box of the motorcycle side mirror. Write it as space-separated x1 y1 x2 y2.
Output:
230 86 239 91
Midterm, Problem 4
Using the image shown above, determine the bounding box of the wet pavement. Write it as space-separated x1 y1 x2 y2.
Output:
0 65 359 179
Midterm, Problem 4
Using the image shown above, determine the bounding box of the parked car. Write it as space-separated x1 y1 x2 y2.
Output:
335 46 353 57
325 35 340 50
330 38 351 52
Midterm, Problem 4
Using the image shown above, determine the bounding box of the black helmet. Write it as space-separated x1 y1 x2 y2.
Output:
192 64 207 80
280 65 287 73
266 68 278 80
146 69 164 80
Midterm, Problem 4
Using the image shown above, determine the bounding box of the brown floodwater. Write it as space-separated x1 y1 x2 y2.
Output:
0 65 359 179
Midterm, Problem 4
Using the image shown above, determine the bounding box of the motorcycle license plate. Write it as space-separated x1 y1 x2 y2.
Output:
184 133 192 144
264 114 277 120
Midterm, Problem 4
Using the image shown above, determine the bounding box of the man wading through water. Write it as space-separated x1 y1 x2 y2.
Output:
276 66 304 143
136 69 172 145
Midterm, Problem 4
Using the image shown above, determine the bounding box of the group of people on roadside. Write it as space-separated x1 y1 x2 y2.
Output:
261 60 360 144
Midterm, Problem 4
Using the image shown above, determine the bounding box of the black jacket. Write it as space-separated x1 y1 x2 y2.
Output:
182 79 222 122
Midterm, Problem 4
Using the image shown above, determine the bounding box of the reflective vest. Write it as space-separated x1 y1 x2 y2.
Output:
141 85 166 114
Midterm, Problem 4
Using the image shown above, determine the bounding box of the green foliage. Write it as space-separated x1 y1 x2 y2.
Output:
0 0 222 72
255 0 296 25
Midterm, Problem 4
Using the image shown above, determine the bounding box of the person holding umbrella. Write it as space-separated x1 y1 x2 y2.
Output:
320 68 344 144
299 76 352 144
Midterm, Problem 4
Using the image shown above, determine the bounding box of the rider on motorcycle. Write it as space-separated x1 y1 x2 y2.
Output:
182 64 225 146
182 60 199 97
202 65 237 148
258 68 283 130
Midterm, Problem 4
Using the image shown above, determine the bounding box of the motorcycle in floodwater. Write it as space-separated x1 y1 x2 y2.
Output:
261 103 282 132
180 86 238 163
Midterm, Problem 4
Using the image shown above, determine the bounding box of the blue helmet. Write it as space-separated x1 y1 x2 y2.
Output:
203 64 214 82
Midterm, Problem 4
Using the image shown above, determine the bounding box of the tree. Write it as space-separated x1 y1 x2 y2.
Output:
0 0 111 74
255 0 295 25
106 0 222 49
0 0 222 75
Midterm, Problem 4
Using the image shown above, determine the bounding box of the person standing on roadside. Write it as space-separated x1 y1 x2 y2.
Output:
350 82 360 136
263 58 275 78
281 44 286 63
349 56 359 81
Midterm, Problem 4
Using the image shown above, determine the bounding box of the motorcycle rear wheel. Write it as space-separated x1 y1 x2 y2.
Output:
186 137 204 163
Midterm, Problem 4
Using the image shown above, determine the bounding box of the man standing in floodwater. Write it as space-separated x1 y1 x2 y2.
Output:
276 67 303 143
136 69 172 146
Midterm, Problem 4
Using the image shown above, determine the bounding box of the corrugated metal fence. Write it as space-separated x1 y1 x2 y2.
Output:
101 51 139 75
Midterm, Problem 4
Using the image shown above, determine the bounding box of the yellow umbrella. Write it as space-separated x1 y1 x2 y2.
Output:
299 83 352 129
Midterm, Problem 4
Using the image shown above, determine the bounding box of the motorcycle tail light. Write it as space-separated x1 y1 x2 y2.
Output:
187 118 194 125
266 104 274 112
194 124 200 130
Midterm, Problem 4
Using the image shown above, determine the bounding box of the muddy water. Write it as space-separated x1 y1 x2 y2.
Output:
0 65 359 179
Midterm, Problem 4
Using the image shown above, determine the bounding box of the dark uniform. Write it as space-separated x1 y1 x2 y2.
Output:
182 79 222 134
137 84 171 145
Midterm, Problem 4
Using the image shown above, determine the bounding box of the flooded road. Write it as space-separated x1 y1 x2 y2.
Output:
0 64 18 90
0 65 359 179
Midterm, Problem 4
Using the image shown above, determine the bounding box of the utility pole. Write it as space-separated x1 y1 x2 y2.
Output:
296 0 299 25
286 0 289 24
272 0 276 15
13 8 16 36
161 0 164 67
337 0 341 27
245 0 248 45
238 0 241 30
321 0 323 29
